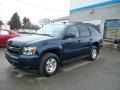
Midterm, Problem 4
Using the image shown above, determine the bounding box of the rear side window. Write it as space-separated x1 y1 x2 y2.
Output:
0 30 9 35
88 26 100 36
66 26 80 37
78 25 90 37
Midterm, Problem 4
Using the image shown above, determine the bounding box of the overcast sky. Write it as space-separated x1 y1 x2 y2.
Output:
0 0 70 24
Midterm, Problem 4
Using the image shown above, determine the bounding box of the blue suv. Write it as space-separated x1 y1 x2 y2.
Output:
5 22 103 76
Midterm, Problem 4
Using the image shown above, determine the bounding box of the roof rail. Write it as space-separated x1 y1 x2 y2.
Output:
51 21 85 25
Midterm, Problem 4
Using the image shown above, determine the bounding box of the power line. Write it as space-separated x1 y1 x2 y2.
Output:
16 0 68 13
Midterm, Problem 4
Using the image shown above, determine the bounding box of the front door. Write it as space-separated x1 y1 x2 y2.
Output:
62 25 81 59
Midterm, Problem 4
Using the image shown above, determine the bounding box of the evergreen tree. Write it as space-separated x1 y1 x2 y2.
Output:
22 17 40 30
23 17 32 29
8 12 21 30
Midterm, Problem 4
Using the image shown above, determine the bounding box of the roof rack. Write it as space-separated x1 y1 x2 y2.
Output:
53 21 84 25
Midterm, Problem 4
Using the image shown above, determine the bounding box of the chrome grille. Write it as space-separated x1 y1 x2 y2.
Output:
7 44 21 55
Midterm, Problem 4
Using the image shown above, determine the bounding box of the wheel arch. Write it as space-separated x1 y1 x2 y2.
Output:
40 48 62 60
92 42 100 54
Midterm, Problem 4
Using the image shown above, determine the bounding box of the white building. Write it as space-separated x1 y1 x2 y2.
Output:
70 0 120 40
1 24 10 30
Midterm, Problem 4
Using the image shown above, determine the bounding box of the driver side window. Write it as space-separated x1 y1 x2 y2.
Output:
66 26 80 37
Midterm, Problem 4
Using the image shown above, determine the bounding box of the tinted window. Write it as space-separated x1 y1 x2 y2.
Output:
78 25 90 37
88 26 100 36
0 30 9 35
66 26 79 37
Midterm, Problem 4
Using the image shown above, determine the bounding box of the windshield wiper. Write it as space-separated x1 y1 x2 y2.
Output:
35 33 54 37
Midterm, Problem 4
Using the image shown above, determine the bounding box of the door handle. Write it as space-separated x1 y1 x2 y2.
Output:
78 40 81 42
90 38 93 41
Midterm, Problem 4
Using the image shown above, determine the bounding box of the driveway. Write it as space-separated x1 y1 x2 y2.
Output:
0 47 120 90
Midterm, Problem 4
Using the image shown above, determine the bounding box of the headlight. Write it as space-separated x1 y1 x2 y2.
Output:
22 47 37 55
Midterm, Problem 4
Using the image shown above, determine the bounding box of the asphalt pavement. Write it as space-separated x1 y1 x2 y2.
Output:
0 47 120 90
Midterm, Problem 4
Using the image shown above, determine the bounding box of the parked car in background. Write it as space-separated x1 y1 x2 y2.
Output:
0 29 19 46
18 29 37 34
5 22 103 76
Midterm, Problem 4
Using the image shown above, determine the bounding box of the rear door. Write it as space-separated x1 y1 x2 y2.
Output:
77 24 91 55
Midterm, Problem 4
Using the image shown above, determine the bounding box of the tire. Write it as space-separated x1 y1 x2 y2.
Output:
88 46 98 61
39 53 60 77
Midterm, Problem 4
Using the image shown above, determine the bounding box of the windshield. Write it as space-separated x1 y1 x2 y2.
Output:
36 24 66 37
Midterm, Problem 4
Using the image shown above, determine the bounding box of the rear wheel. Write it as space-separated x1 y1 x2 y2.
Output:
88 46 98 61
39 53 59 76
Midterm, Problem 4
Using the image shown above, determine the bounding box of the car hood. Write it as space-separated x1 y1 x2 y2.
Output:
8 35 55 45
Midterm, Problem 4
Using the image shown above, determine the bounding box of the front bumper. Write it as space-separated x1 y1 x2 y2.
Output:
5 51 40 70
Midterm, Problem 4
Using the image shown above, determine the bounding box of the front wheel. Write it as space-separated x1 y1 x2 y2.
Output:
88 46 98 61
39 53 60 77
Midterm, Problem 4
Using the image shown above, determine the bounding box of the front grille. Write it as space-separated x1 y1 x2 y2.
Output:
7 44 21 56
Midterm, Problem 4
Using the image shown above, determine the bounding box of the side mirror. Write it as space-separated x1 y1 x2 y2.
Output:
63 33 76 39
